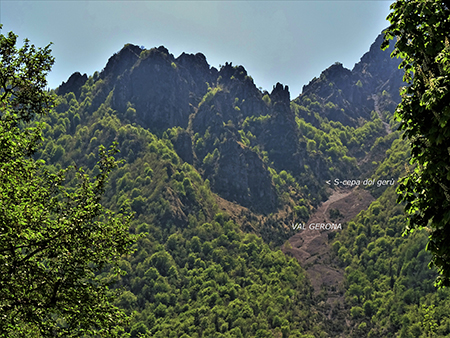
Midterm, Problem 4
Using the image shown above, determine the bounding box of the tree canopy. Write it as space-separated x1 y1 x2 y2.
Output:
382 0 450 286
0 27 136 336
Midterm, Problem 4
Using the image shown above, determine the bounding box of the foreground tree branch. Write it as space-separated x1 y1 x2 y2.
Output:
383 0 450 287
0 25 136 337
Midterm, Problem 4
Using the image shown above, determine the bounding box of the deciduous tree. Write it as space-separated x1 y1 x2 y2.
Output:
382 1 450 286
0 27 135 336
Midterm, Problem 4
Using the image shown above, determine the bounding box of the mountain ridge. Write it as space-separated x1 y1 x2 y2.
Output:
53 31 404 225
43 31 450 337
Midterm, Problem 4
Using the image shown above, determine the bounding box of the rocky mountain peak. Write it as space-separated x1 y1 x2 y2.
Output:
354 33 395 71
100 43 142 80
352 33 403 96
56 71 87 99
324 62 352 86
218 62 250 83
270 82 290 105
156 45 170 55
175 52 218 100
53 31 407 227
297 33 403 126
176 52 210 73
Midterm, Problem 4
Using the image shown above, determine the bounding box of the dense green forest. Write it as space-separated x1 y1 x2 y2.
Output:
334 185 450 338
6 26 450 337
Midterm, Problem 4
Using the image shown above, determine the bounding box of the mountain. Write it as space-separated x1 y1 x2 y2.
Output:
298 33 403 126
43 32 450 337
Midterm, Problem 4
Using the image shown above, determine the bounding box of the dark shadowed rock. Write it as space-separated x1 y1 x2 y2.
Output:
176 52 217 103
111 46 192 131
56 72 88 99
298 33 403 126
100 44 142 81
270 82 290 106
172 130 195 165
213 138 278 214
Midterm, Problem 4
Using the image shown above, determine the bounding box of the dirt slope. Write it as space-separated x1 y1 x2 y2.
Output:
282 187 374 320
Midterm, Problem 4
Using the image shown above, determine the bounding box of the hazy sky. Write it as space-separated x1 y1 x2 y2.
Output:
1 1 392 98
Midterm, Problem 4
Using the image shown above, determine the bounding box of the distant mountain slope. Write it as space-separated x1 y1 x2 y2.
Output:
44 31 450 337
56 34 403 216
298 33 403 126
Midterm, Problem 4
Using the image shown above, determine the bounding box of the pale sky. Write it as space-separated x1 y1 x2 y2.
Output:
1 1 392 98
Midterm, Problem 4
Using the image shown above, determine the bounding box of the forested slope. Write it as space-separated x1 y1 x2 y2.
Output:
38 32 450 337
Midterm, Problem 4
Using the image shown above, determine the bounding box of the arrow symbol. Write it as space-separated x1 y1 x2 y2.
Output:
326 180 331 185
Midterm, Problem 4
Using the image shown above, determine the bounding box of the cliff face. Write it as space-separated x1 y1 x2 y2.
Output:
189 64 282 213
299 33 403 126
111 46 193 130
213 138 277 213
352 34 403 95
56 72 88 99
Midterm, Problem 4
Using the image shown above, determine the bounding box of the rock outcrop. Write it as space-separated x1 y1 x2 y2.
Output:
56 72 88 99
299 33 403 126
212 138 278 213
111 46 192 131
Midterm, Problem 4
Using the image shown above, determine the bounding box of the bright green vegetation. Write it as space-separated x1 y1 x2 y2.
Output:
0 27 136 337
120 218 325 338
36 88 331 337
39 69 436 336
4 4 450 335
383 0 450 287
333 186 450 337
31 49 450 337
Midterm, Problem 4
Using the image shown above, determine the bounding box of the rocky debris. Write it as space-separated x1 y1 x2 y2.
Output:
282 187 374 318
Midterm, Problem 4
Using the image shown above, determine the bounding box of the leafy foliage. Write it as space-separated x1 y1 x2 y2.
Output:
383 0 450 286
333 186 450 337
0 27 136 337
13 19 450 336
121 217 328 337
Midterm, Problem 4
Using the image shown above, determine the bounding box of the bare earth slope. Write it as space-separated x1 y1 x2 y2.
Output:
282 187 374 307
